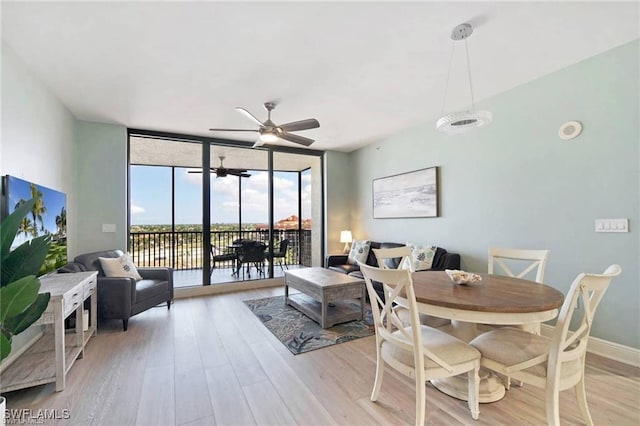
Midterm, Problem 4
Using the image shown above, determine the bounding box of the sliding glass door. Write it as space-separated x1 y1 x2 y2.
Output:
209 146 268 282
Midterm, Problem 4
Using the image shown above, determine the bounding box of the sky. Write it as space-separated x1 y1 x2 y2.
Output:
130 166 312 225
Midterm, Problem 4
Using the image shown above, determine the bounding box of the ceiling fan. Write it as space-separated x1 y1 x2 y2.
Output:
209 102 320 147
187 156 251 178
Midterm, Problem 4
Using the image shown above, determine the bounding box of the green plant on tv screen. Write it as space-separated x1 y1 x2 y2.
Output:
0 199 52 361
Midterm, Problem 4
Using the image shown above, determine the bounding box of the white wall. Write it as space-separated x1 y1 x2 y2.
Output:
348 41 639 349
1 43 78 253
0 43 78 361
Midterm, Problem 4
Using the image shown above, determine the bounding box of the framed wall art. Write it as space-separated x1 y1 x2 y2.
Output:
372 166 438 218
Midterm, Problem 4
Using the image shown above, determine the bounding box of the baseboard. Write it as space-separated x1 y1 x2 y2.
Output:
540 324 640 367
175 277 284 299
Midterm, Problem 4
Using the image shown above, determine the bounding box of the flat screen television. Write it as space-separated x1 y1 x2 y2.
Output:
1 175 67 274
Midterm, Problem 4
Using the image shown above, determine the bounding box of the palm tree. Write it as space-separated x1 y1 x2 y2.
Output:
29 183 47 234
18 216 35 238
55 206 67 236
13 199 36 237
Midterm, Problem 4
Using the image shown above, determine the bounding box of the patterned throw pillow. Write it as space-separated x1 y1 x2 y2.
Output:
347 240 371 265
99 253 143 281
402 243 437 271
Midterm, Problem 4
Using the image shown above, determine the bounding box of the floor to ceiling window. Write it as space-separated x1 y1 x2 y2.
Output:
129 138 204 287
128 131 324 288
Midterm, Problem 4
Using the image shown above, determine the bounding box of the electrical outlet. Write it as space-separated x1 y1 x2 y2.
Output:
101 224 116 233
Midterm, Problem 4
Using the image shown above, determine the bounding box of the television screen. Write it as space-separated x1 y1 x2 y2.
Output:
1 175 67 274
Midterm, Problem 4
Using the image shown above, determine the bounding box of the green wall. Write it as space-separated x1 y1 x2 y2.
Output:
348 40 639 349
75 121 128 254
324 151 352 254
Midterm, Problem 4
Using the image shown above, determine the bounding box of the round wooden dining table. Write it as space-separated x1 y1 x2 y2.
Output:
400 270 564 403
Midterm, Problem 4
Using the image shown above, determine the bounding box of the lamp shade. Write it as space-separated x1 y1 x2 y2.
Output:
339 230 353 244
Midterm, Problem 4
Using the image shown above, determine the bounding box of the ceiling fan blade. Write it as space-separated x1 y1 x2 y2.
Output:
278 132 315 147
187 168 215 174
236 107 264 127
208 128 259 132
240 173 251 178
279 119 320 132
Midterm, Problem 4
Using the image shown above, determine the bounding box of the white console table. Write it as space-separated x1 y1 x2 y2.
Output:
0 271 98 392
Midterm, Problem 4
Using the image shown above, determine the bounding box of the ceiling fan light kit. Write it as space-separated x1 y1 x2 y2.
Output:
436 23 492 134
259 129 279 143
209 102 319 147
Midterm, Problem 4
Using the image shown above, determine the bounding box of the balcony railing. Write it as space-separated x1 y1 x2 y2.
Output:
129 229 311 271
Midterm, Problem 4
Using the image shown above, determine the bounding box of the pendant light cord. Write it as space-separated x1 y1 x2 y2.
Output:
464 37 476 111
440 39 456 116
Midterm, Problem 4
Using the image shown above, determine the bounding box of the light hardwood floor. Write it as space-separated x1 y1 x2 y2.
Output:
5 287 640 425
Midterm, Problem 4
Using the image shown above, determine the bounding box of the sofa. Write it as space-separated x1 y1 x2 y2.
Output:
60 249 173 331
326 241 460 301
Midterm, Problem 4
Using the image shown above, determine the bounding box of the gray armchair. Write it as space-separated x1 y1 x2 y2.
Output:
66 249 173 331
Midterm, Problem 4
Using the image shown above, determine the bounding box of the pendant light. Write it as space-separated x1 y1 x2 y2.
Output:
436 23 492 134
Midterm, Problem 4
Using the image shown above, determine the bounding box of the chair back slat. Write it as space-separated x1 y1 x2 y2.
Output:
373 246 413 271
488 247 550 283
549 264 621 370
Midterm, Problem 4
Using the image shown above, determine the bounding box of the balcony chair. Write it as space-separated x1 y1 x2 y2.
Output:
272 238 290 271
359 263 480 425
210 245 238 275
236 240 266 278
372 247 449 329
470 264 621 426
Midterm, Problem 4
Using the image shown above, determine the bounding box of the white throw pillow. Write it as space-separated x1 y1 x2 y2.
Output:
99 253 143 281
402 243 437 271
347 240 371 265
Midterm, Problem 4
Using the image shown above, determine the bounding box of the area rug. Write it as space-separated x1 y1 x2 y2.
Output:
244 295 374 355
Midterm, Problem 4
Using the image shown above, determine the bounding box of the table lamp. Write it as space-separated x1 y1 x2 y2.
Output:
340 230 353 254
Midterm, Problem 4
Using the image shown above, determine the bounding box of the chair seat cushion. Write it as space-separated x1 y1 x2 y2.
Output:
470 328 581 379
135 279 169 303
382 325 480 369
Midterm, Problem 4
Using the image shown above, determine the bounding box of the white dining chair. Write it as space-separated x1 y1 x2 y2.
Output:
373 247 450 328
359 263 480 425
488 247 550 284
470 264 621 426
488 247 550 334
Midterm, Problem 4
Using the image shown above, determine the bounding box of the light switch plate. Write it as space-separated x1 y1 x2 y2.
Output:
595 219 629 233
101 223 116 233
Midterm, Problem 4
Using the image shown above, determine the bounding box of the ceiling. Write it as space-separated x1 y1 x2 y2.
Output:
2 2 638 152
130 136 320 171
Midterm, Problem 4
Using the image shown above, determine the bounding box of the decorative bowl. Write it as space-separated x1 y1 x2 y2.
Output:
445 269 482 285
